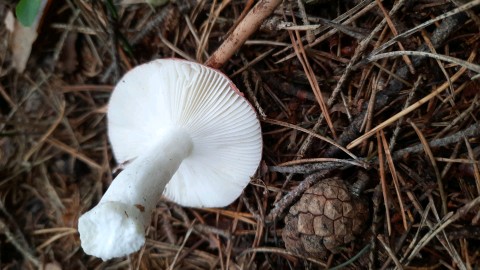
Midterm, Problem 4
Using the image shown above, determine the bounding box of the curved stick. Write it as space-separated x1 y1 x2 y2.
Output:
205 0 282 69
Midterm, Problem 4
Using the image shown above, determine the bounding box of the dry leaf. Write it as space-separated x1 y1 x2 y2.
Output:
10 21 38 73
4 10 15 32
8 0 48 73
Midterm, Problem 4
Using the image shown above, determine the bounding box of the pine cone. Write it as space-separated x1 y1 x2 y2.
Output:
282 177 369 258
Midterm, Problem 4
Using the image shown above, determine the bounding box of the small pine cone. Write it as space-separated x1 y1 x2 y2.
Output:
282 177 370 258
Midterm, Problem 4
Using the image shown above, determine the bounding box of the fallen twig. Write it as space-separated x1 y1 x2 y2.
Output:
205 0 283 68
269 159 364 174
393 122 480 160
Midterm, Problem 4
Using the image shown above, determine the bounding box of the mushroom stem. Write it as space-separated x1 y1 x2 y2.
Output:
78 127 193 260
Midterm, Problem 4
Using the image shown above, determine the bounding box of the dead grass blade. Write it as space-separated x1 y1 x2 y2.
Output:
347 48 476 149
23 100 66 162
262 118 361 162
168 222 195 270
377 131 391 236
239 246 327 267
285 8 336 139
35 230 77 251
146 239 219 268
360 74 379 145
388 76 423 151
408 120 448 216
380 130 408 230
240 68 267 119
198 0 223 62
199 208 256 225
420 30 455 97
374 0 414 74
377 234 403 269
274 0 380 63
464 137 480 196
39 164 65 216
296 0 314 44
158 32 195 61
231 49 274 78
399 202 431 266
0 84 15 108
328 244 371 270
46 137 102 171
33 227 78 234
61 84 113 93
326 0 407 126
370 0 480 56
405 196 480 268
0 220 41 268
434 95 479 139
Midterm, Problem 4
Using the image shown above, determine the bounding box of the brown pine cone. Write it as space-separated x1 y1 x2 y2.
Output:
282 177 369 258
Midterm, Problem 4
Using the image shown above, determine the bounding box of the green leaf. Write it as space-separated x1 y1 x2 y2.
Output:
16 0 42 27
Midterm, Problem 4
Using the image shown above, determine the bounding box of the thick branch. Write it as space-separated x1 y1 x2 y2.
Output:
205 0 282 69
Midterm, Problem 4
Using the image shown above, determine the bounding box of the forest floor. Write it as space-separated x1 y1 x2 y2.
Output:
1 0 480 269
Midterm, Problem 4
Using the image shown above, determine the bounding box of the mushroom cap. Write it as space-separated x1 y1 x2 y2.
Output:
107 59 262 207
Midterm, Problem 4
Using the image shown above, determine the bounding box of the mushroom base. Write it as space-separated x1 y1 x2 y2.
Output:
78 201 146 261
79 127 194 260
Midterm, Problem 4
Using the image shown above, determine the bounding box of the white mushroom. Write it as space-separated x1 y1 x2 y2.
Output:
78 59 262 260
